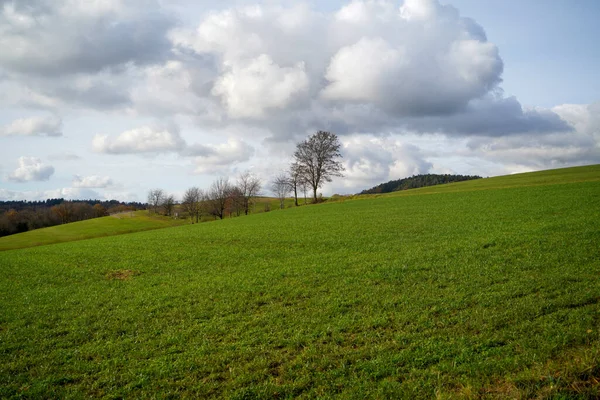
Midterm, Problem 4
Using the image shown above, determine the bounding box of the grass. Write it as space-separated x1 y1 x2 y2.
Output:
0 198 302 252
0 164 599 398
372 164 600 197
0 211 187 251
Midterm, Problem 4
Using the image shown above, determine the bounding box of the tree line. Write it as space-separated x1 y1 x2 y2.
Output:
0 131 345 234
360 174 483 194
0 199 144 237
147 171 263 223
151 131 346 223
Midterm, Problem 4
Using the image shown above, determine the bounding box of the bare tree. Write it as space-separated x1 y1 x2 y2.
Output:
293 131 344 202
162 194 176 216
227 185 244 217
182 187 203 223
147 189 165 214
271 173 291 209
288 163 306 207
237 171 262 215
208 177 232 219
300 178 309 205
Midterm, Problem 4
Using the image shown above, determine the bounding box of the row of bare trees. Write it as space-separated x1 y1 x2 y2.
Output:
148 171 262 224
147 189 176 216
147 131 344 221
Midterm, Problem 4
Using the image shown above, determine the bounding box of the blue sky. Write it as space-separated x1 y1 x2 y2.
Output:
0 0 598 202
450 0 600 107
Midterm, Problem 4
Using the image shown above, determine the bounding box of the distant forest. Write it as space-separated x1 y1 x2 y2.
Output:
360 174 482 195
0 199 145 238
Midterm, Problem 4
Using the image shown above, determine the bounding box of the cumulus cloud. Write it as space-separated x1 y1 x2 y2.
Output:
130 59 220 117
553 102 600 137
7 156 55 182
321 0 502 116
189 138 255 174
91 121 256 173
463 102 600 169
399 95 572 137
165 0 567 142
93 124 186 154
212 54 309 118
0 0 173 111
0 115 62 137
0 0 568 141
0 0 175 76
72 175 113 188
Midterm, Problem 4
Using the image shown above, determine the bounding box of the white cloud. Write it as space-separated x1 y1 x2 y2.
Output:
0 1 563 141
553 102 600 137
130 60 219 117
336 135 433 191
7 157 55 182
93 124 185 154
212 54 310 118
189 138 255 174
400 0 439 21
323 1 503 116
321 37 404 104
0 0 174 76
0 115 62 137
463 101 600 169
72 175 113 188
166 0 562 143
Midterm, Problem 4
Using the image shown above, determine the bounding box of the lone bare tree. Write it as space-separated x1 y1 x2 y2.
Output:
162 194 176 216
182 187 203 223
147 189 165 214
271 173 291 209
227 185 244 217
293 131 344 202
237 171 262 215
288 163 306 206
208 177 232 220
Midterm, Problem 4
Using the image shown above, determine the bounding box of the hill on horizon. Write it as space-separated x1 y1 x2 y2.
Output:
360 173 483 194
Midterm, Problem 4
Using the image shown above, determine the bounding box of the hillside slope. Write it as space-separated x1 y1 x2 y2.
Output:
360 173 482 194
0 211 186 251
1 164 599 398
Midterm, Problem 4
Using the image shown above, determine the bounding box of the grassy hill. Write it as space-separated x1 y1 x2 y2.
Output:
1 164 599 398
0 198 301 252
0 211 187 251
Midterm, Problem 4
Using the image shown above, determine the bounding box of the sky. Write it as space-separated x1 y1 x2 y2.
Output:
0 0 599 202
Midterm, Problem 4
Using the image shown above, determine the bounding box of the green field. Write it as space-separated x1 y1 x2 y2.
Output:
1 165 600 398
0 211 188 252
0 198 300 252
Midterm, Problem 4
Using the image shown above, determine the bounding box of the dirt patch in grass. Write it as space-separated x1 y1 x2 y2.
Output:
105 269 140 281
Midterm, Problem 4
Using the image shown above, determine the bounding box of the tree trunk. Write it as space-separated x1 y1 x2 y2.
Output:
294 186 298 207
313 186 318 203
